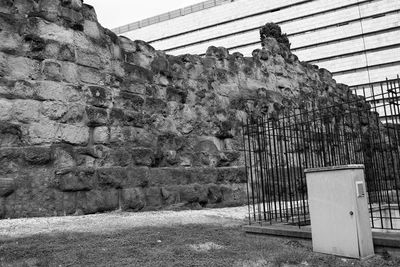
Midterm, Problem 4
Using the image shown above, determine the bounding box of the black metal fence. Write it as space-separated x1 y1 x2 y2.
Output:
243 76 400 230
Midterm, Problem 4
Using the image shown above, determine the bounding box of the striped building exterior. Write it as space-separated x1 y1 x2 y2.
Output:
113 0 400 91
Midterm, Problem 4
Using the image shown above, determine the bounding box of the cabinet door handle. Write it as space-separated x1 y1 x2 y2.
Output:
349 211 354 216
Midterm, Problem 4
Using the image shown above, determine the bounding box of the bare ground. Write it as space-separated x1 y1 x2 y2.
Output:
1 206 400 266
0 206 248 240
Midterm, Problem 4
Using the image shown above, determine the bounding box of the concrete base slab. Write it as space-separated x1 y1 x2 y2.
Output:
244 224 400 249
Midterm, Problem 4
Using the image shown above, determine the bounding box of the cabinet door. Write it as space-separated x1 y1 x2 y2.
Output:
307 169 359 258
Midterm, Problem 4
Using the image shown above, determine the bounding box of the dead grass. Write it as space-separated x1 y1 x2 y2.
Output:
0 225 399 267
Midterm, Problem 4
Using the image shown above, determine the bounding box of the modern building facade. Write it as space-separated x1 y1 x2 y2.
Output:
113 0 400 90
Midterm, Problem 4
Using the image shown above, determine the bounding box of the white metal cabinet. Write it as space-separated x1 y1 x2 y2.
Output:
305 165 374 259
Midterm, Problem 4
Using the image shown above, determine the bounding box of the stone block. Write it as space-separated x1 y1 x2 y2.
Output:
215 167 246 183
61 104 85 123
23 34 47 60
41 59 62 81
76 48 101 69
0 177 15 197
97 167 127 189
160 187 180 205
144 187 162 208
60 124 89 145
28 121 59 144
76 189 119 214
85 106 108 126
0 122 22 147
62 0 83 11
120 187 145 211
220 184 247 206
58 43 75 62
40 101 69 120
33 81 81 102
0 31 22 53
12 99 41 123
83 20 101 39
207 184 223 204
0 79 31 100
57 168 96 191
144 97 167 115
125 167 149 188
1 53 40 80
24 146 52 165
84 85 112 108
93 126 109 144
108 148 131 167
166 86 187 103
62 191 76 215
121 82 146 95
177 184 208 205
130 147 154 166
26 17 74 44
53 145 76 171
0 197 4 218
0 99 13 121
59 5 83 24
78 66 104 85
124 63 154 82
110 126 157 147
109 109 146 128
148 168 192 186
61 62 79 84
117 91 144 111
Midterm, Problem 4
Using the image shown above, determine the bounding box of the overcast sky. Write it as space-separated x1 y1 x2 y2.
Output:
84 0 206 29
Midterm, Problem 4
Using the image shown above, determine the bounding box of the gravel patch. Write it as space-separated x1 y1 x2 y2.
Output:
0 206 248 239
189 242 224 252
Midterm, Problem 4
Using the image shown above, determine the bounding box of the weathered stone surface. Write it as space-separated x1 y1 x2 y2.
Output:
24 146 52 165
53 145 76 171
0 177 15 197
121 187 145 211
97 167 127 189
93 126 109 144
76 189 119 214
144 187 163 208
0 197 5 218
130 147 154 166
125 167 149 188
57 168 96 191
85 106 108 126
0 1 369 218
148 168 192 186
0 122 22 147
220 184 247 206
60 124 89 145
62 191 76 215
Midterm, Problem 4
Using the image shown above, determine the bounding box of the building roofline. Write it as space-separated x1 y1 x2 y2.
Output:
112 0 234 34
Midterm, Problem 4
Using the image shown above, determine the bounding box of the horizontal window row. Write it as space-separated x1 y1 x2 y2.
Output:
150 0 395 51
313 47 400 74
124 0 307 42
333 62 400 86
168 13 399 57
294 29 400 61
148 0 371 48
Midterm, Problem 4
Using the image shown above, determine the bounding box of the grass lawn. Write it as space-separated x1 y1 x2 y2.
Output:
0 224 399 266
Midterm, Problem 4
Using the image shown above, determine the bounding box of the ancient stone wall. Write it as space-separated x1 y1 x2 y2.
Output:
0 0 359 218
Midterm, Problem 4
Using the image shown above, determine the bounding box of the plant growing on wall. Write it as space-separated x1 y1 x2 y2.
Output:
259 22 291 49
